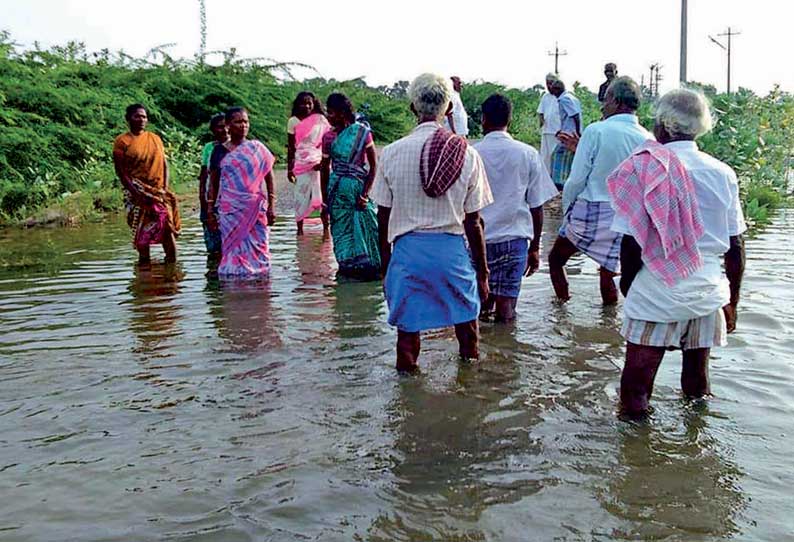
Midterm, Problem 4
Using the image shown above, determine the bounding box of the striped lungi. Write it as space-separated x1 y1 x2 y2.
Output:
550 145 574 188
559 199 622 273
621 309 727 350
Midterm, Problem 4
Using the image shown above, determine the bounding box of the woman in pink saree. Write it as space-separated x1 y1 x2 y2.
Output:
287 92 331 235
206 107 276 277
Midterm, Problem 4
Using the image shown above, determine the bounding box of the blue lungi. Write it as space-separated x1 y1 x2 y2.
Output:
384 232 480 332
486 238 528 298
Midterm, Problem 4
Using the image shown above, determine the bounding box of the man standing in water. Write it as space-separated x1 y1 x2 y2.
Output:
475 93 558 322
372 73 492 373
548 77 652 305
598 63 618 103
537 73 561 174
608 88 746 418
548 79 582 189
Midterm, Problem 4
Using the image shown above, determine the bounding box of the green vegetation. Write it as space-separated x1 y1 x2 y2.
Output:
1 33 791 227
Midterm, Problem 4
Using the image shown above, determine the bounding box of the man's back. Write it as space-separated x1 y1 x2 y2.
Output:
373 122 490 243
562 114 652 209
474 132 556 243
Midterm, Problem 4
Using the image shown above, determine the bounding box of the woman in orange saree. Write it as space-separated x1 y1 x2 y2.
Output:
113 104 181 263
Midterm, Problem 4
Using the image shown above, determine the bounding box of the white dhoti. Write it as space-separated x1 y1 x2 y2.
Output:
540 134 559 174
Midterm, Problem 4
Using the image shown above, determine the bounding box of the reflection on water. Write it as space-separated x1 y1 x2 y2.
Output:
605 409 745 540
0 199 793 541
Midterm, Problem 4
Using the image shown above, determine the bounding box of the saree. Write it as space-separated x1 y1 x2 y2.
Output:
216 140 275 277
293 114 331 222
113 132 181 249
326 122 381 279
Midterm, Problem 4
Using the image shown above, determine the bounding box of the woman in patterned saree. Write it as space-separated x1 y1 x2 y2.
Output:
206 107 277 277
112 104 181 264
287 91 331 235
320 93 381 280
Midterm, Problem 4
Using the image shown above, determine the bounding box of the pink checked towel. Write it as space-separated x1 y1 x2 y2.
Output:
606 140 705 287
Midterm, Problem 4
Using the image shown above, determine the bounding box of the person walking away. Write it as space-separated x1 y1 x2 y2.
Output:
320 93 381 280
206 107 277 278
113 104 180 264
372 73 493 373
198 114 228 258
549 80 582 189
537 73 561 174
598 63 618 103
444 76 469 137
608 88 746 418
548 77 652 305
287 92 331 235
474 93 558 322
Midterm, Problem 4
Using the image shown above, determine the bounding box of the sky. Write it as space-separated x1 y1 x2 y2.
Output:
2 0 792 95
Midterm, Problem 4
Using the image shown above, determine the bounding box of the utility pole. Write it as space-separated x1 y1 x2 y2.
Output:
547 42 568 75
709 27 741 93
680 0 688 84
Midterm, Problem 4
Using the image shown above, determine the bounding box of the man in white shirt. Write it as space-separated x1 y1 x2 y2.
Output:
612 89 746 418
548 77 652 305
474 93 558 322
444 76 469 137
537 73 561 173
371 73 493 373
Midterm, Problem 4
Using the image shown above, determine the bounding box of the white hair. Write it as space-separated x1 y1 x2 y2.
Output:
408 73 452 120
545 72 558 81
655 88 714 138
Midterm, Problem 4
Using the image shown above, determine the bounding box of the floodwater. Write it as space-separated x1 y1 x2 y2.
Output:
1 185 793 541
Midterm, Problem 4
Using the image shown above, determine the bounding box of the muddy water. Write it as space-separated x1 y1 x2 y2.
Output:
0 187 792 541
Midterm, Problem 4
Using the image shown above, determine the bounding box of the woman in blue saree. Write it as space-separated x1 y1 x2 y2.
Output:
320 93 381 280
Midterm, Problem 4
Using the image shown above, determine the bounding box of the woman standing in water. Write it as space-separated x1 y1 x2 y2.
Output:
198 114 228 258
287 92 331 235
113 104 181 263
207 107 276 277
320 93 381 280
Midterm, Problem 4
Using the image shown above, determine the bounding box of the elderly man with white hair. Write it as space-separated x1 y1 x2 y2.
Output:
371 73 493 373
607 88 746 418
536 73 561 173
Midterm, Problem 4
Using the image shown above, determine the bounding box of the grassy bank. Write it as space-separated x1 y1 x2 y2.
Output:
1 34 791 227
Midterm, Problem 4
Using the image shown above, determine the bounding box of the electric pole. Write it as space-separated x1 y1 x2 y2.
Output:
709 27 741 93
680 0 688 84
547 42 568 75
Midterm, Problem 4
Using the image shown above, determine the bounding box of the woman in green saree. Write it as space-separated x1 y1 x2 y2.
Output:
320 93 381 280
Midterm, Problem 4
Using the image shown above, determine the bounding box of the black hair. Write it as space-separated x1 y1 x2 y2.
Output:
292 91 324 117
326 93 356 123
481 93 512 128
225 106 248 122
209 113 225 129
125 103 147 120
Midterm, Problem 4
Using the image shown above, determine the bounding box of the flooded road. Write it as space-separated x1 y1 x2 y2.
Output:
1 188 793 541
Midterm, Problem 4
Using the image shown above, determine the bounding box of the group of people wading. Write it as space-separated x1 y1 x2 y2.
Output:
112 71 746 419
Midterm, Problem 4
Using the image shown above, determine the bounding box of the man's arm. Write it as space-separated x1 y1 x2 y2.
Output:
723 235 745 333
538 113 545 128
377 206 391 277
464 211 489 302
561 129 594 211
619 235 643 297
573 114 581 136
526 206 543 276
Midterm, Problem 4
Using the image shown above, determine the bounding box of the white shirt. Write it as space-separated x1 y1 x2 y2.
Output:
537 92 561 135
612 140 747 322
444 91 469 137
473 131 558 244
562 113 653 211
371 122 493 244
